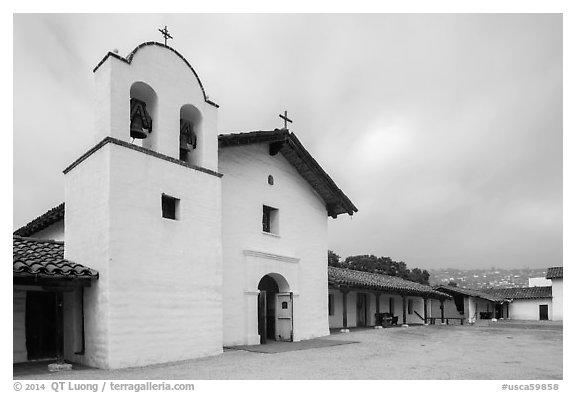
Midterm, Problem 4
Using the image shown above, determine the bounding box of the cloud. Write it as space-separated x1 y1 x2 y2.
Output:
13 14 562 270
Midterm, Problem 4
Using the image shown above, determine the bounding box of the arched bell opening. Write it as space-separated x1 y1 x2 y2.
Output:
257 273 292 344
179 104 202 165
130 82 158 149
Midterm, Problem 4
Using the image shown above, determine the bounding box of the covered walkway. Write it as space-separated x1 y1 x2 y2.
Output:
328 267 452 330
432 285 511 323
13 236 99 370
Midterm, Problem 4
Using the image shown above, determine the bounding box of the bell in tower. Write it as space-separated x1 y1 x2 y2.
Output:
179 118 197 161
130 98 153 139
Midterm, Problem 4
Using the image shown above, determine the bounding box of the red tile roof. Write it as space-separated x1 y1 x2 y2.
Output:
434 285 510 302
14 203 64 238
329 266 450 299
13 236 98 280
483 286 552 300
219 129 358 218
546 266 563 279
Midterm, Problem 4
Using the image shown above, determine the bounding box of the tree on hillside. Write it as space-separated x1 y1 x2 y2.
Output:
409 268 431 285
328 250 341 267
337 254 430 285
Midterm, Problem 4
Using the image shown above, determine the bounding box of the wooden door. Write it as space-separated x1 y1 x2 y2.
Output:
539 305 549 321
258 290 267 344
357 293 367 326
26 291 58 360
275 292 293 341
495 304 502 319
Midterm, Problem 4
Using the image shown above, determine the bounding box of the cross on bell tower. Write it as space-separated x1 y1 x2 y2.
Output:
279 110 293 130
158 25 173 46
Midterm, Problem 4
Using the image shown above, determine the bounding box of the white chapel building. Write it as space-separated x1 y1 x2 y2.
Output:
13 41 357 369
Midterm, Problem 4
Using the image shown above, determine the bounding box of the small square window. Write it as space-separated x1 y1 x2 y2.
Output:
162 194 180 220
262 205 279 234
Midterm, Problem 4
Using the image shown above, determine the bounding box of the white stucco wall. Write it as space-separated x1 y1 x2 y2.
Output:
529 277 552 287
64 144 111 369
63 289 85 360
405 296 426 324
220 143 330 345
508 298 553 320
467 297 477 323
13 289 27 363
63 42 224 369
328 289 344 328
65 142 223 369
430 296 555 322
94 45 219 172
327 290 361 329
551 279 562 321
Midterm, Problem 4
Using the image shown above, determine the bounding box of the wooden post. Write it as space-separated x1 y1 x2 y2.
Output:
55 291 64 364
506 302 510 319
440 299 445 323
423 297 428 324
492 302 496 319
342 290 348 329
475 299 478 322
374 292 382 328
402 295 407 326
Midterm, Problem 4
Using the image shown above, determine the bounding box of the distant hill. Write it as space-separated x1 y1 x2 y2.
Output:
428 267 548 289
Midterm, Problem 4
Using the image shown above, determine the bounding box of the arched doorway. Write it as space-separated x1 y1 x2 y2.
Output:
257 274 292 344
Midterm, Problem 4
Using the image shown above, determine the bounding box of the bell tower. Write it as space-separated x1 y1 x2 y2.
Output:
90 40 220 171
63 41 223 369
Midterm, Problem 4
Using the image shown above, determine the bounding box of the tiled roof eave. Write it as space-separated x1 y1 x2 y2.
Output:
13 236 99 282
13 271 97 281
328 267 451 300
330 282 451 300
546 266 563 279
14 203 65 237
434 287 510 303
482 286 552 300
283 135 357 216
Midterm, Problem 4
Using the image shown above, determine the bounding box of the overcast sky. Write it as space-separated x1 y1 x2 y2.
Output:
12 14 562 270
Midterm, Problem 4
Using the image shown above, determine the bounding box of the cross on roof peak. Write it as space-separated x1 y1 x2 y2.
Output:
158 26 173 46
279 110 293 129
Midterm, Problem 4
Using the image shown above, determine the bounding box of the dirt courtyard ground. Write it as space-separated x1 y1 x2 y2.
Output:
16 321 562 380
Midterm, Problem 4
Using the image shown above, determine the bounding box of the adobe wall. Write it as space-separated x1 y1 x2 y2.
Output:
220 143 330 345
